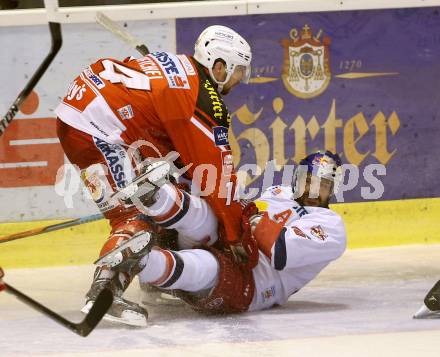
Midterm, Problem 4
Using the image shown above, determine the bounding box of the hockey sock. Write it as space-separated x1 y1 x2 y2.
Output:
138 248 219 292
146 184 218 246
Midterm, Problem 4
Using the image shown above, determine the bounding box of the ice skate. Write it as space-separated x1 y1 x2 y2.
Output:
81 269 149 327
95 230 154 274
82 294 148 327
82 231 154 327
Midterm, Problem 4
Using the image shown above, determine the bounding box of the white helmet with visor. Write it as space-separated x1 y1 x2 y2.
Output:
194 25 252 92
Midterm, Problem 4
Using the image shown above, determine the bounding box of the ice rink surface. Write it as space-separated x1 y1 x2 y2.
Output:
1 244 440 357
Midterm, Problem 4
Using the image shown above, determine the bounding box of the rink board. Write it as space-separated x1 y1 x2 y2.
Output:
1 196 439 268
2 7 440 222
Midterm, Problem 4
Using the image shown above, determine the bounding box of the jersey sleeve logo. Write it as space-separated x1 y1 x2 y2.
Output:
212 126 229 146
84 67 105 89
310 225 328 241
261 286 276 303
117 105 134 120
63 75 97 112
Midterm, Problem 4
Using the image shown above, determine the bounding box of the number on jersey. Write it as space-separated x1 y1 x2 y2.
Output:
99 60 150 90
273 209 293 225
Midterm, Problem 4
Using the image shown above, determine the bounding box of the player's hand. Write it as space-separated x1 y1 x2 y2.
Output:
230 202 260 268
0 267 5 292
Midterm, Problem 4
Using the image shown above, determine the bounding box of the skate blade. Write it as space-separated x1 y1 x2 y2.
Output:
413 304 440 319
81 301 148 327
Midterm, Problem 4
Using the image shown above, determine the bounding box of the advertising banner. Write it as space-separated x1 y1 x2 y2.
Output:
177 7 440 202
0 20 175 221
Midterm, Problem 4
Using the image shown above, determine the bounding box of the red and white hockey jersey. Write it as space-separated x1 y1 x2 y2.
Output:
55 52 243 243
248 185 347 311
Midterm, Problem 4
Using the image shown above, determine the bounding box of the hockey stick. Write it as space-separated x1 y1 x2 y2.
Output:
95 12 149 56
0 213 104 244
0 22 62 137
4 282 113 337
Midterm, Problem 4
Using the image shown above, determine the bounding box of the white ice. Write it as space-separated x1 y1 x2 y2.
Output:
1 244 440 357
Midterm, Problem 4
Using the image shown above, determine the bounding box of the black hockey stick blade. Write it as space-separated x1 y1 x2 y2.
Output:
5 283 113 337
0 22 62 137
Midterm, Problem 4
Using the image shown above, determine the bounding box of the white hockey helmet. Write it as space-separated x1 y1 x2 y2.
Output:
194 25 252 92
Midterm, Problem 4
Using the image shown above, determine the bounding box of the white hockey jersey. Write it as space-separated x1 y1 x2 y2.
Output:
247 185 347 312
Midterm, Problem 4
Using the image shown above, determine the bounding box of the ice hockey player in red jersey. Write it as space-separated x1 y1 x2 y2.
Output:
55 25 252 326
96 151 347 315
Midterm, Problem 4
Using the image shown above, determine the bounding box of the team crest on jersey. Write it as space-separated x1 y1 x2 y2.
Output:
117 105 134 120
212 126 229 146
151 52 190 89
281 24 331 99
310 225 328 241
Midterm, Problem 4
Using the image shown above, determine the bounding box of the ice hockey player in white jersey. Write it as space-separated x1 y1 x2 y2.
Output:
96 150 347 315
